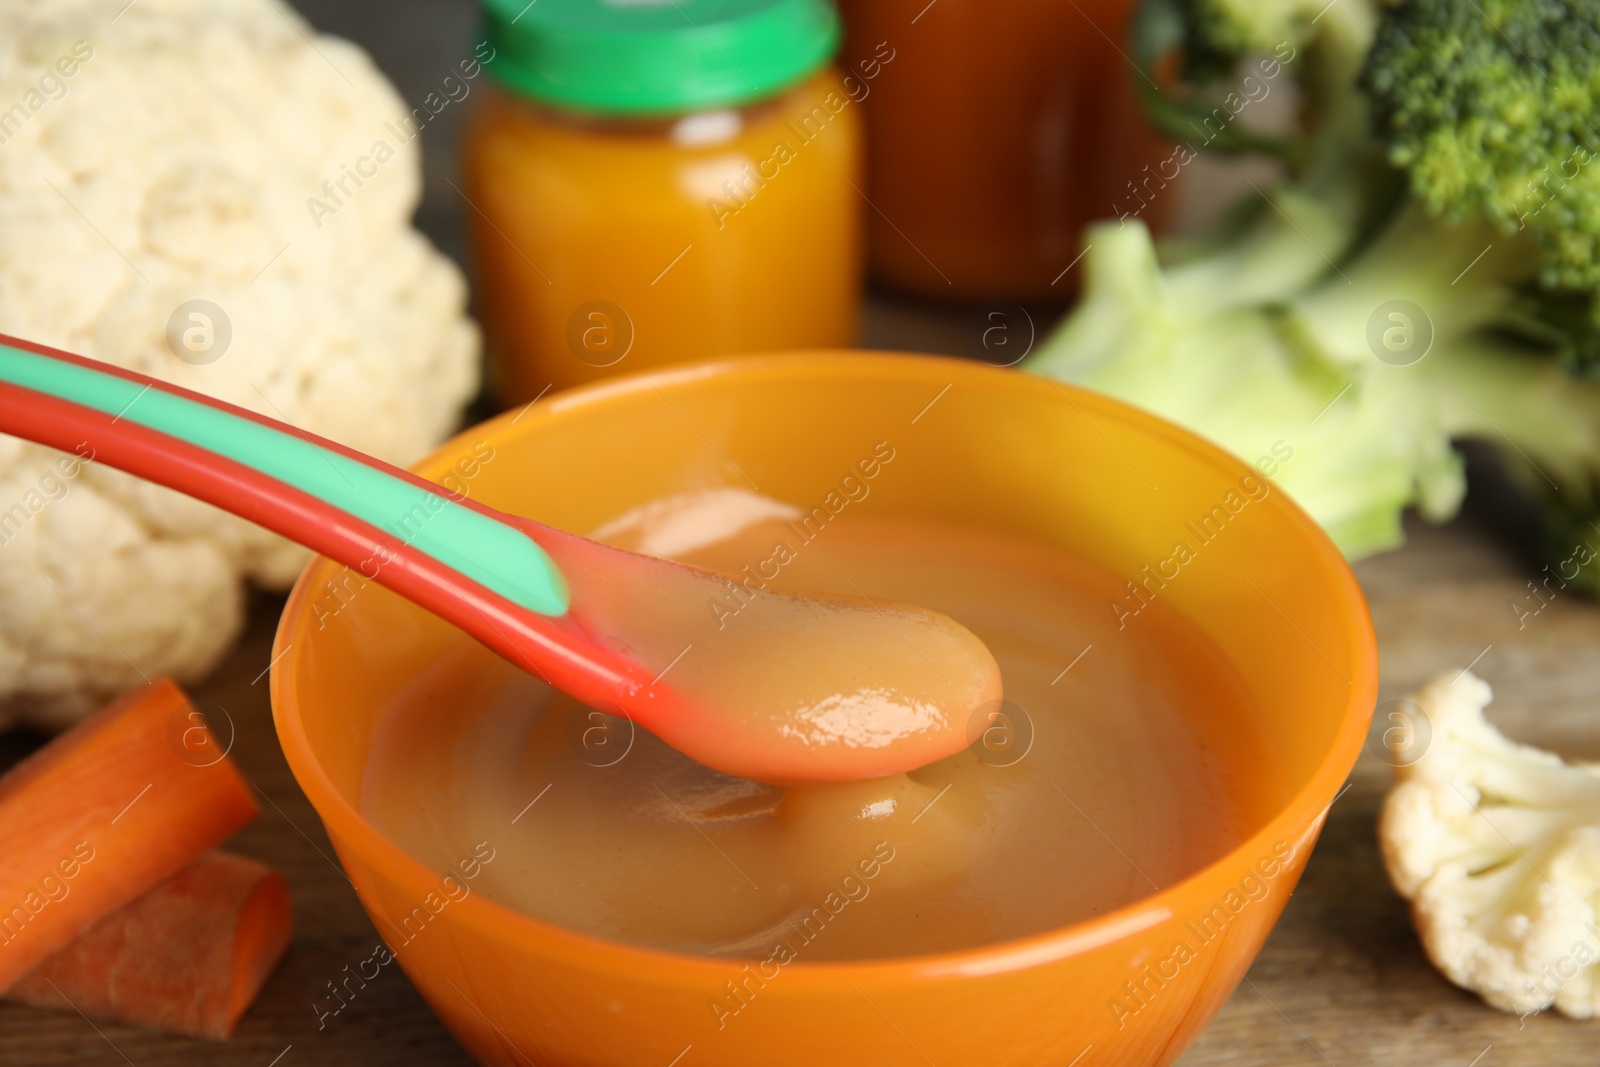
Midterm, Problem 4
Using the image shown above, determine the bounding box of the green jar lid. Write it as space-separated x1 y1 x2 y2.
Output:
482 0 840 116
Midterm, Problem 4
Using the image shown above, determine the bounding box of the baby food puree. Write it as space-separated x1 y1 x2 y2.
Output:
361 491 1283 960
536 510 1001 784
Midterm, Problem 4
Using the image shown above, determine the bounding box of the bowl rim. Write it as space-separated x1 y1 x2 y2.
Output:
271 350 1378 987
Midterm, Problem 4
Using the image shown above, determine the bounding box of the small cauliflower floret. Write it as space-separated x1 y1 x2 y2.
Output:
1380 671 1600 1018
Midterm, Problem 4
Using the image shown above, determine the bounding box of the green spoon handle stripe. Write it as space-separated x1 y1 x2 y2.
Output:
0 340 569 616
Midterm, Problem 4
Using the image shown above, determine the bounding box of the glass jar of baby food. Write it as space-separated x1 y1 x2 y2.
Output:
465 0 862 405
838 0 1171 302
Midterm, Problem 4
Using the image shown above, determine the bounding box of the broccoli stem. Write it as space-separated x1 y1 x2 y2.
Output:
1287 205 1536 366
1161 185 1369 313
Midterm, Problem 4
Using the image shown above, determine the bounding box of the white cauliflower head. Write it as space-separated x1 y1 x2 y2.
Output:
0 0 478 728
1381 671 1600 1019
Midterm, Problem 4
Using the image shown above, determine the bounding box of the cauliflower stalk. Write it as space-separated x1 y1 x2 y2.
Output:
0 0 478 727
1381 671 1600 1018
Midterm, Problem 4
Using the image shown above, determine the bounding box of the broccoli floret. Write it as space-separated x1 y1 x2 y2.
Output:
1361 0 1600 576
1026 0 1600 563
1365 0 1600 290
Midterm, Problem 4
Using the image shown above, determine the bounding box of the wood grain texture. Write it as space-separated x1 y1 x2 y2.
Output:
1175 513 1600 1067
5 513 1591 1064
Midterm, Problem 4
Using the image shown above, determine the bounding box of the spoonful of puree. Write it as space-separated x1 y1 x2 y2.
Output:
0 337 1000 783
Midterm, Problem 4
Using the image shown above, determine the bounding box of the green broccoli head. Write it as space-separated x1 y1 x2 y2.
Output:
1029 0 1600 566
1363 0 1600 290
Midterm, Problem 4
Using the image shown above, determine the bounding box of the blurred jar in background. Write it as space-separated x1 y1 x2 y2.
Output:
839 0 1171 302
464 0 861 405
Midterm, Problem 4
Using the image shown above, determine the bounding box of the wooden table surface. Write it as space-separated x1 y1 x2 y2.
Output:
6 2 1599 1063
6 510 1594 1066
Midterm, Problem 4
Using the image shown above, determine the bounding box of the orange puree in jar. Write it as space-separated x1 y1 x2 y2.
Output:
464 0 861 405
363 491 1285 959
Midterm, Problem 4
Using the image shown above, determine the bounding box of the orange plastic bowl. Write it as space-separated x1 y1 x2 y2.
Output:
273 353 1376 1067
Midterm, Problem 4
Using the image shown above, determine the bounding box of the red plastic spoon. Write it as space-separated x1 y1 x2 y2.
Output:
0 336 1001 783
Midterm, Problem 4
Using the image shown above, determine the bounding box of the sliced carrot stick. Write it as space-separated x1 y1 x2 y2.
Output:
6 851 292 1039
0 678 258 992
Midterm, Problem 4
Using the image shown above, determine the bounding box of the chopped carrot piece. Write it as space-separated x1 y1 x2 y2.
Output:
0 679 258 992
6 851 291 1040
